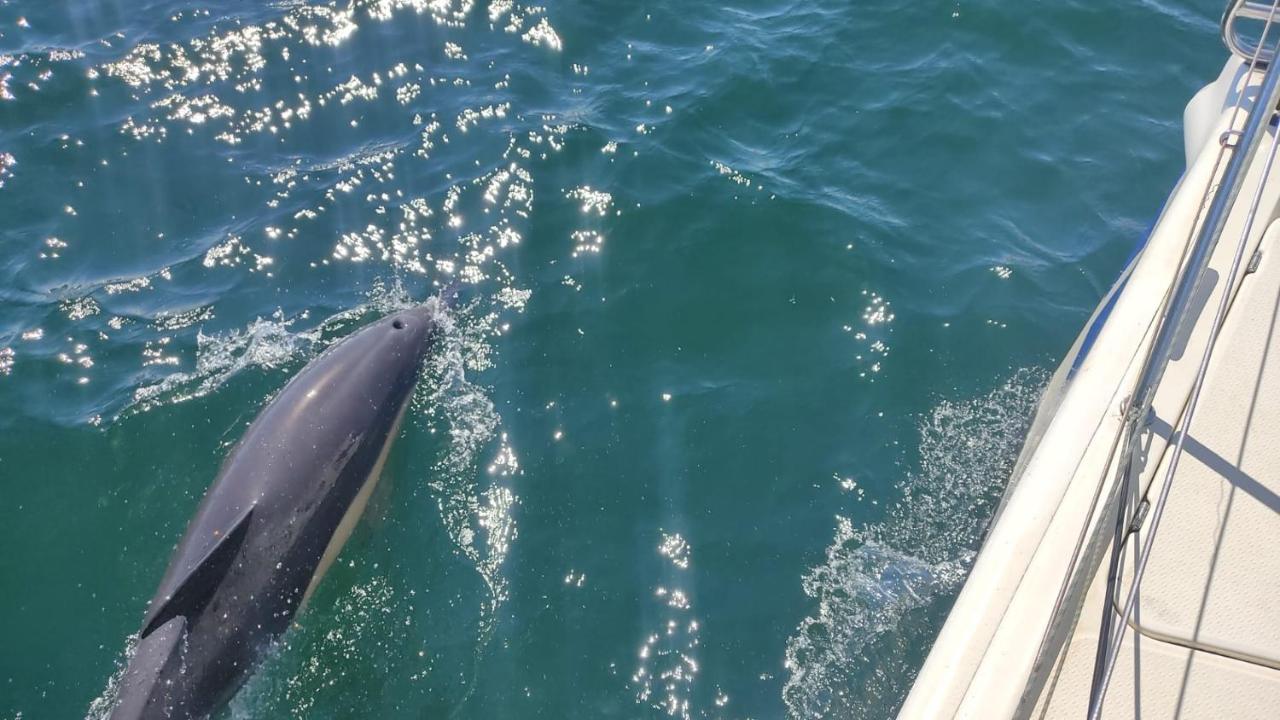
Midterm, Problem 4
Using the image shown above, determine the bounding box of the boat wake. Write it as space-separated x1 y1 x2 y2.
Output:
782 368 1048 719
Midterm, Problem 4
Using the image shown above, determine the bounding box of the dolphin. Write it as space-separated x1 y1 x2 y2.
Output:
109 302 443 719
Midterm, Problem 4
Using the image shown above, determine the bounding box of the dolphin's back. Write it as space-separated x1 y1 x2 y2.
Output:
111 305 439 720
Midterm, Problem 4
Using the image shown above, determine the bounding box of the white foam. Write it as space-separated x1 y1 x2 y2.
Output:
123 282 415 417
79 0 588 711
84 634 137 719
782 368 1048 718
418 304 519 637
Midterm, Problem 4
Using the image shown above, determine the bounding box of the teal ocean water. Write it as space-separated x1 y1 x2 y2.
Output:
0 1 1224 717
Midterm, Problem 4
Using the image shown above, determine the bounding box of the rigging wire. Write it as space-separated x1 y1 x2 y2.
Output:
1087 4 1280 715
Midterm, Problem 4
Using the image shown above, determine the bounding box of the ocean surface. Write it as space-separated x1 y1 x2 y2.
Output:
0 1 1225 717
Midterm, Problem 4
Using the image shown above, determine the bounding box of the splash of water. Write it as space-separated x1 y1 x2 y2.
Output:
782 368 1048 719
124 280 415 416
418 302 519 638
66 0 606 714
84 634 137 720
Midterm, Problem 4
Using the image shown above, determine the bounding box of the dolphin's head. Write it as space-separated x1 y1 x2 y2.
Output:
287 299 445 419
370 301 446 402
386 301 444 362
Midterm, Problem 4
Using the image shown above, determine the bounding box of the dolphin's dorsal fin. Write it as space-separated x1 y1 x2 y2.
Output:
141 504 255 638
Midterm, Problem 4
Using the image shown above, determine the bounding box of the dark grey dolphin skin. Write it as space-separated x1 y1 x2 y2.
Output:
109 303 443 720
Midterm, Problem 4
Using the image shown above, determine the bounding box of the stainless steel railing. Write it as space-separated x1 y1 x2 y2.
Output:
1225 0 1280 64
1087 2 1280 716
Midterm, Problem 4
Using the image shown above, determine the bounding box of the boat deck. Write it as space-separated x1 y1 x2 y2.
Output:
1036 188 1280 719
897 8 1280 718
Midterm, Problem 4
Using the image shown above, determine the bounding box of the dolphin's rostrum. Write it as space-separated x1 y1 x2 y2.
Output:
109 302 443 719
